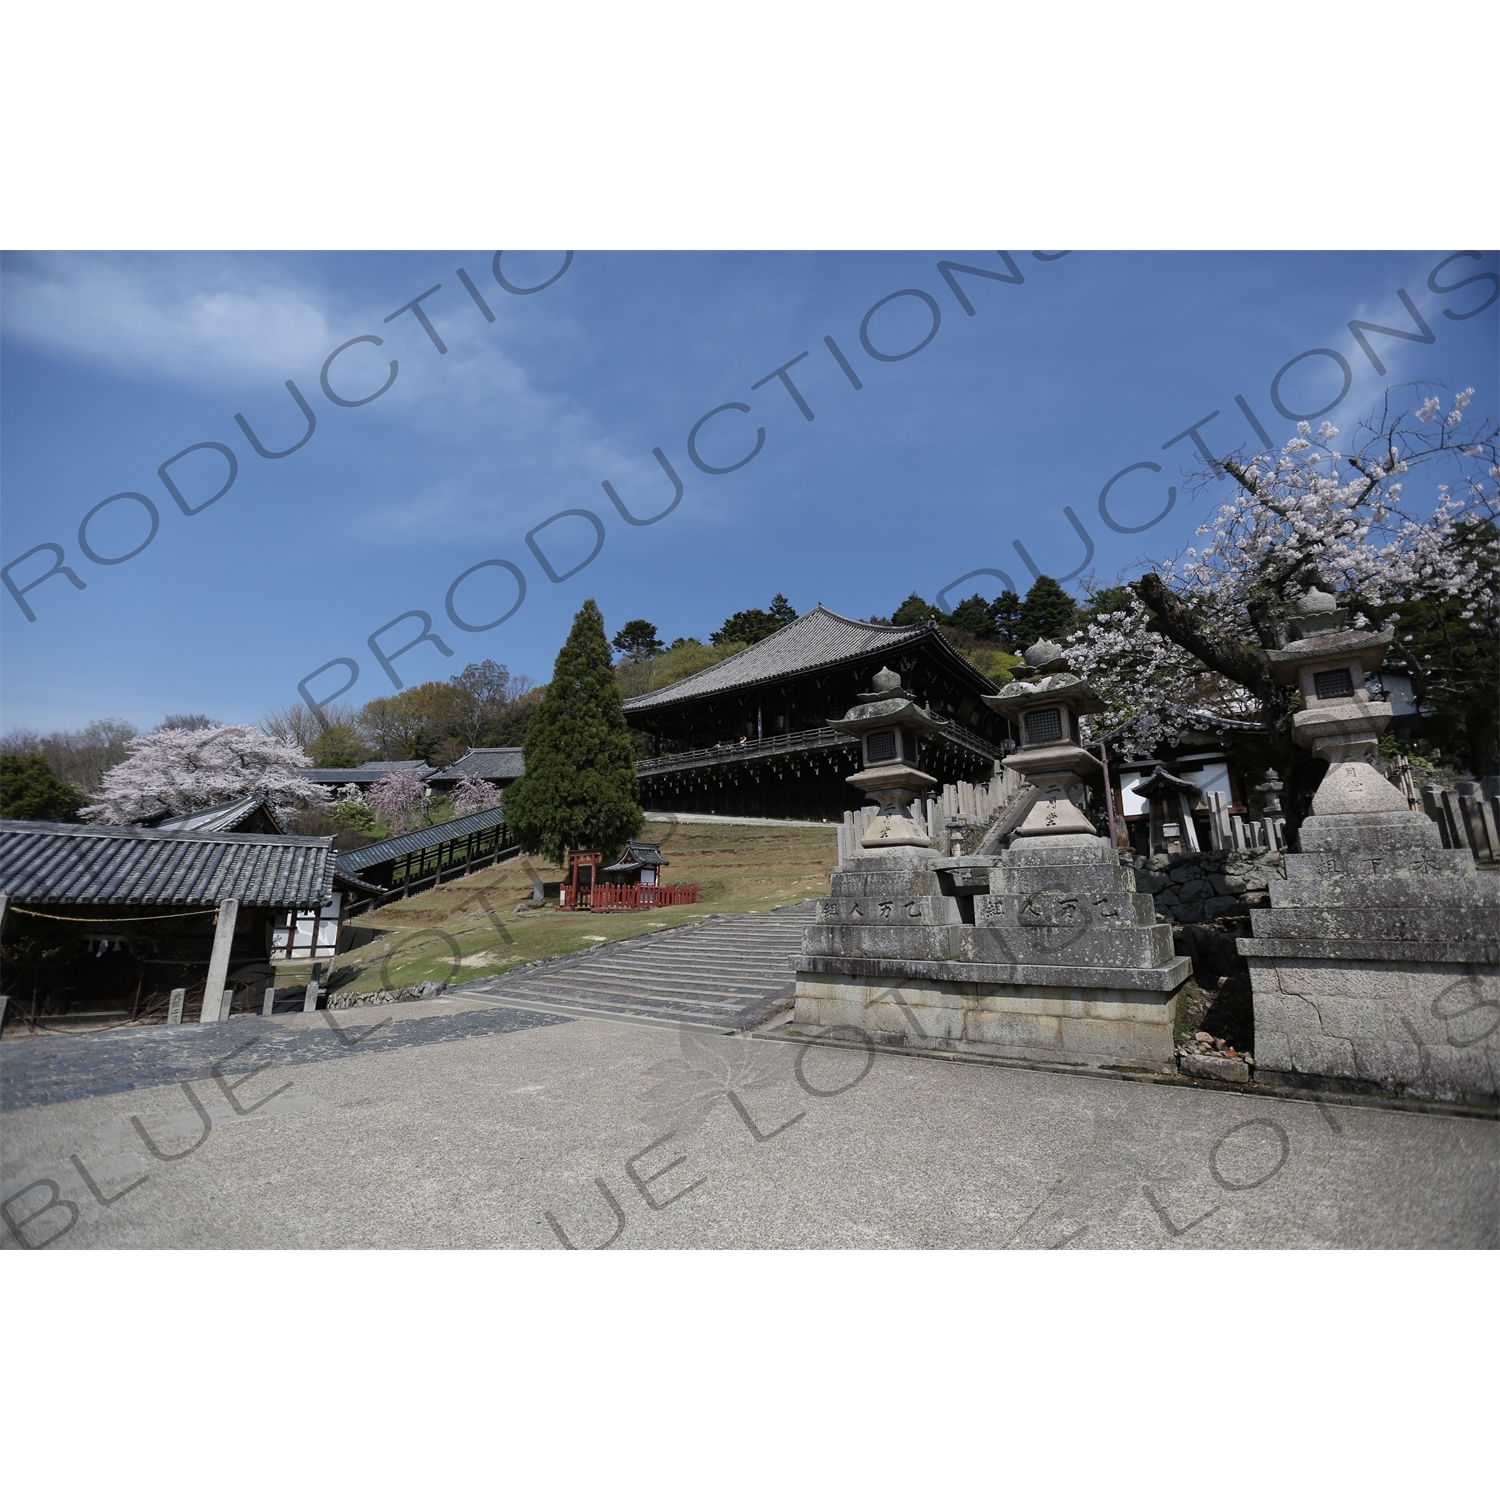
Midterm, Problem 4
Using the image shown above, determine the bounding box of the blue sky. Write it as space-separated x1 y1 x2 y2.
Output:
2 249 1495 734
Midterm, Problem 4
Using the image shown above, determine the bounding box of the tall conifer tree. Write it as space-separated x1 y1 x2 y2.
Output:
504 599 643 865
1015 576 1078 653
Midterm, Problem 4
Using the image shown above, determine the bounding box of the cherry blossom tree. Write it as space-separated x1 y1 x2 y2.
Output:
366 768 429 834
83 725 330 824
1068 385 1499 826
450 775 502 818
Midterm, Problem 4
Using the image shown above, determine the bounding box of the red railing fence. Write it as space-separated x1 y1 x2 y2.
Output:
563 883 699 911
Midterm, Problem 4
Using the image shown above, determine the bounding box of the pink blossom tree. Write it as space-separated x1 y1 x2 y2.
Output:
1068 385 1498 827
367 768 429 834
83 725 330 824
450 775 503 818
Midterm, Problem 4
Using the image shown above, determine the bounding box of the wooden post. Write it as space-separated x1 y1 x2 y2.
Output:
198 898 239 1023
1176 790 1201 852
167 988 185 1025
1087 740 1120 850
1442 789 1473 856
262 986 276 1017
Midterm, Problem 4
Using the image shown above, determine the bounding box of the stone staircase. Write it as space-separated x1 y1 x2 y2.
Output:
452 905 816 1029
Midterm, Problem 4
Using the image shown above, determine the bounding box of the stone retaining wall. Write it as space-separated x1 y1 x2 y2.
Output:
1130 848 1283 922
1130 849 1284 982
327 981 447 1009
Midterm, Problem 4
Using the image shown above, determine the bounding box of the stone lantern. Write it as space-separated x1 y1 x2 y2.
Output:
982 640 1105 838
1266 584 1408 819
827 666 941 848
1239 576 1499 1104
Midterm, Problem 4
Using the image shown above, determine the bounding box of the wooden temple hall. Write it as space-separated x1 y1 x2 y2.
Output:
622 607 1011 821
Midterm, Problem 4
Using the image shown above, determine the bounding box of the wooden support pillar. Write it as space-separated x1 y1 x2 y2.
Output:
199 898 239 1024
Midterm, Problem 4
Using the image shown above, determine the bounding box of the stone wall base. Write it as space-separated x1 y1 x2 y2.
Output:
793 972 1184 1071
1247 954 1499 1105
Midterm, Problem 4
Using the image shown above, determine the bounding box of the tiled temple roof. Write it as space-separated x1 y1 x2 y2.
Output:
427 748 524 784
149 792 289 834
623 607 994 712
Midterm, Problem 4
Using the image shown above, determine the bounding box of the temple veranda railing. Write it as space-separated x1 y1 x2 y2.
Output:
634 719 1004 777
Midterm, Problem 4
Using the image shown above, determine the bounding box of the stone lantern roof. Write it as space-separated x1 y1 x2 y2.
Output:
982 643 1104 737
1267 579 1394 684
828 665 945 747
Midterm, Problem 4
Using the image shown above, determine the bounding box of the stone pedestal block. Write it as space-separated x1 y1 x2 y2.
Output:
795 834 1190 1070
1245 952 1499 1103
794 971 1179 1069
1240 792 1500 1103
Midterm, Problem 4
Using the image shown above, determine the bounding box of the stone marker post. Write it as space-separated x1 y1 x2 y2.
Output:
262 986 276 1017
198 898 239 1024
167 988 185 1026
218 987 234 1022
303 961 322 1013
1240 582 1499 1103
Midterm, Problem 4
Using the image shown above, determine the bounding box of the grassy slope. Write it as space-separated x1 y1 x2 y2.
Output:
300 822 838 997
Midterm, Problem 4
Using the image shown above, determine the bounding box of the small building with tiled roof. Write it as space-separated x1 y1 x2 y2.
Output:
425 747 524 791
300 759 435 787
622 605 1011 821
1101 707 1274 858
146 791 290 835
0 819 378 1021
600 840 669 885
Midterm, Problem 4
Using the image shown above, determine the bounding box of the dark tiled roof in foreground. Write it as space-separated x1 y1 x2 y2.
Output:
301 760 434 785
621 607 993 712
335 806 509 876
0 821 337 908
428 748 525 783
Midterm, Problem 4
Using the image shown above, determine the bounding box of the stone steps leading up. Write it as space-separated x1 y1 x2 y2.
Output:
453 907 816 1028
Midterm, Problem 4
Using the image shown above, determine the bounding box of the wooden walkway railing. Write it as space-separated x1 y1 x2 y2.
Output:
343 844 523 917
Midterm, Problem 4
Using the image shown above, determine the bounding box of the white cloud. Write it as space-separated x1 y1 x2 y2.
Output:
0 251 736 551
1 252 337 385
